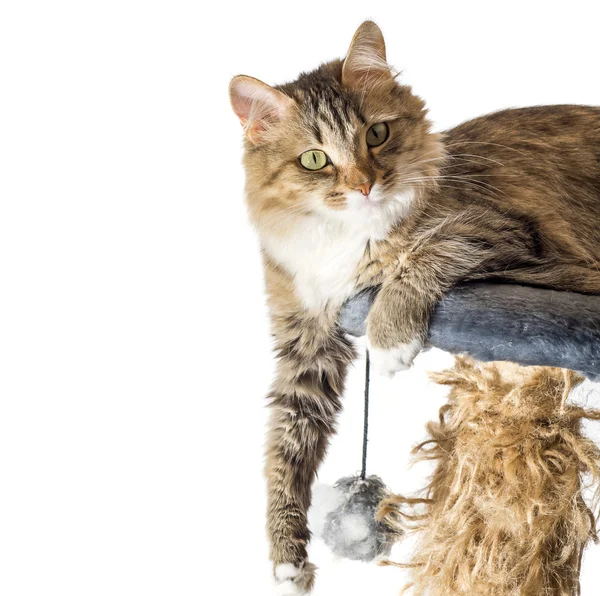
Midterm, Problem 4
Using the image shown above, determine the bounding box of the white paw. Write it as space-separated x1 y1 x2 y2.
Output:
368 339 422 378
274 564 308 596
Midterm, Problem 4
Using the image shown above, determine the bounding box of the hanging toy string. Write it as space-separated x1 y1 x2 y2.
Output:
360 349 371 480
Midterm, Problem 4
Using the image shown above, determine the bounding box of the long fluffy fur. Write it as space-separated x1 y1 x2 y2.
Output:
379 359 600 595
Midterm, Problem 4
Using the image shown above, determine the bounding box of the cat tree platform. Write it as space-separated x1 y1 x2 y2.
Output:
339 282 600 381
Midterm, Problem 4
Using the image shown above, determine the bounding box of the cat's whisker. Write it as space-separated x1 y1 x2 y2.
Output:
265 208 311 230
403 153 506 169
397 175 505 198
263 204 314 231
403 170 520 180
447 153 506 167
263 202 311 221
398 181 496 198
401 173 507 188
442 140 530 157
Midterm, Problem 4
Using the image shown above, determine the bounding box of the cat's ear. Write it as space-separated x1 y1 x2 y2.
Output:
229 75 295 144
342 21 393 89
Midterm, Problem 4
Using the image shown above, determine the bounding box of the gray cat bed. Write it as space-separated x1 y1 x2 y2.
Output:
339 283 600 382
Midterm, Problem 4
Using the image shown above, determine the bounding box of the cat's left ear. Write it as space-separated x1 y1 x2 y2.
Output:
229 75 295 144
342 21 394 89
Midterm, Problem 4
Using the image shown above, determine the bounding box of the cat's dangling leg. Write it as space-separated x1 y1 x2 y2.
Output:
265 311 354 594
366 275 435 378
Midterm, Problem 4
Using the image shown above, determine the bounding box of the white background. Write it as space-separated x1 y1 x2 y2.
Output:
2 1 600 594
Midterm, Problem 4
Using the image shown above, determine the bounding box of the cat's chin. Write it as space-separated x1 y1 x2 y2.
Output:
336 188 415 229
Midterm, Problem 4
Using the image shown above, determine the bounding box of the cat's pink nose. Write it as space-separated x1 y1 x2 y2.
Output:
355 182 372 196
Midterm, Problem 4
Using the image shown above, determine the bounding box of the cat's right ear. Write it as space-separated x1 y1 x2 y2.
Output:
342 21 393 89
229 75 295 144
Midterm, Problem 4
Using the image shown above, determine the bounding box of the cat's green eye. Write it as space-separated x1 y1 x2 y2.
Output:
366 122 389 148
299 150 329 171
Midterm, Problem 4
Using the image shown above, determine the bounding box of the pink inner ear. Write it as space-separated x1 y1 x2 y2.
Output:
230 77 293 138
230 92 252 127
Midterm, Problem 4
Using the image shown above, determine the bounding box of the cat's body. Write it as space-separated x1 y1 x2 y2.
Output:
266 103 600 307
230 22 600 594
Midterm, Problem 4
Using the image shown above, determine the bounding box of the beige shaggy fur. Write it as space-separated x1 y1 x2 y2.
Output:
379 359 600 595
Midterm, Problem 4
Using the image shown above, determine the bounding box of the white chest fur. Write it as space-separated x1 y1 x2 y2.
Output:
264 218 370 311
262 198 408 312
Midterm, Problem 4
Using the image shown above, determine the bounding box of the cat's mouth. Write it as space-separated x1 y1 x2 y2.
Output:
320 184 412 221
344 186 390 210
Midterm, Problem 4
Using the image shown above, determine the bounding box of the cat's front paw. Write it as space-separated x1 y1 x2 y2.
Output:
367 338 422 378
274 562 316 595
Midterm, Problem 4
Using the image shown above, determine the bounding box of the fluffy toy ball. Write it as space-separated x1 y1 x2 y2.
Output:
310 475 401 562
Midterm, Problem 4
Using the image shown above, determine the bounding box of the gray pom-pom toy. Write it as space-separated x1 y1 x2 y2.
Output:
309 352 402 562
311 475 400 562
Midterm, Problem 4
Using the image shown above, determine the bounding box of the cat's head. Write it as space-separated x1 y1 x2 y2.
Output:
230 21 442 237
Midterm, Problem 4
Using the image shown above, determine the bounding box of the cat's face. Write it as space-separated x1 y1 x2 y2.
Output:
230 21 442 236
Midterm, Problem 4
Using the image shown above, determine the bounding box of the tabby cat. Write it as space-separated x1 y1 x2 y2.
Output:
229 20 600 594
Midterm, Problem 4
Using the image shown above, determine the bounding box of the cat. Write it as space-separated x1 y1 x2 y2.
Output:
229 20 600 595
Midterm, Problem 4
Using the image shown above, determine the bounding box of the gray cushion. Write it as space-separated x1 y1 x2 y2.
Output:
339 283 600 381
